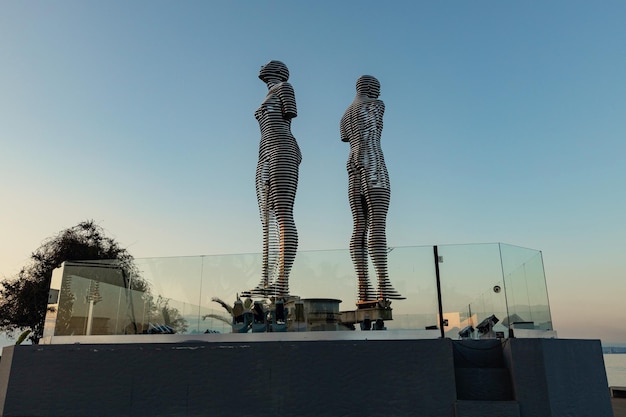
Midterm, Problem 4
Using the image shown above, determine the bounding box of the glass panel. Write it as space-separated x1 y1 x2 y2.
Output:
290 246 438 330
199 252 263 334
55 274 148 336
437 244 508 339
383 246 439 330
195 246 439 333
500 244 552 331
44 243 553 340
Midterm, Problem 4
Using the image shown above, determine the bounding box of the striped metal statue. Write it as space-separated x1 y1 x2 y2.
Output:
341 75 404 303
250 60 301 299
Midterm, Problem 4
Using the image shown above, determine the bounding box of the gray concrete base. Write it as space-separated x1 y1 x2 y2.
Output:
503 338 613 417
0 339 457 417
455 400 521 417
0 337 613 417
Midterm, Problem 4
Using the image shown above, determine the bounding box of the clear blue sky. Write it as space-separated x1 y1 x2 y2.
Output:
1 1 625 344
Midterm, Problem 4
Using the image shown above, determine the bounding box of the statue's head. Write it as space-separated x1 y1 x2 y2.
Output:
356 75 380 99
259 60 290 83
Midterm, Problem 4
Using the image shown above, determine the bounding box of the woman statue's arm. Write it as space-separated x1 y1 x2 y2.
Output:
278 82 297 120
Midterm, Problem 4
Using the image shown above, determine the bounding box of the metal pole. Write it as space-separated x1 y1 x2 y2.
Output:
86 299 94 336
498 243 513 338
434 245 445 339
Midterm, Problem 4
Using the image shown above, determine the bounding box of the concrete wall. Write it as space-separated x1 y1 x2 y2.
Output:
503 338 613 417
0 338 613 417
0 339 457 417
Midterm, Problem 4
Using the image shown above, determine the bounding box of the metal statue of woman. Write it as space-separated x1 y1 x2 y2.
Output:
252 60 301 299
341 75 404 303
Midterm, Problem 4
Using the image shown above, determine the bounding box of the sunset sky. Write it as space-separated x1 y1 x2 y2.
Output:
1 1 625 345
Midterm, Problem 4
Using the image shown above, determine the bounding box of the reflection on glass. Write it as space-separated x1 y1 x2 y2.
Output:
501 245 552 331
44 243 552 339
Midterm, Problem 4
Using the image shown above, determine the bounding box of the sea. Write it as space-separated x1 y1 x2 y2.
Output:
605 354 626 387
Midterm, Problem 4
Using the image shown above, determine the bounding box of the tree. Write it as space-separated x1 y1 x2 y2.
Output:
143 294 188 334
0 220 141 344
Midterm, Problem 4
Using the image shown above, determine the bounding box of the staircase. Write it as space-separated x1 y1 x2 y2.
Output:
453 339 520 417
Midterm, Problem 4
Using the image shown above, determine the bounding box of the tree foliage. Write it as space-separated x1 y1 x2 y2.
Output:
151 295 188 334
0 220 139 344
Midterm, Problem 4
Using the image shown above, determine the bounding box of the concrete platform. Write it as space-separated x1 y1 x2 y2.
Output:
0 337 614 417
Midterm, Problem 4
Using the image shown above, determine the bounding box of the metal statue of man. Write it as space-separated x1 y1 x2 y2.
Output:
341 75 404 303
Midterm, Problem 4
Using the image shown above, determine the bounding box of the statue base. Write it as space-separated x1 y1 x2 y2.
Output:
339 304 393 326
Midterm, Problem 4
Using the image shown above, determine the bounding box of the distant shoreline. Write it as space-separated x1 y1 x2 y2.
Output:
603 347 626 354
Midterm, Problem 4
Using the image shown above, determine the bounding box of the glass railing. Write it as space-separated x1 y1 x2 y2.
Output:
501 244 552 331
438 243 554 339
43 243 553 341
437 243 508 338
